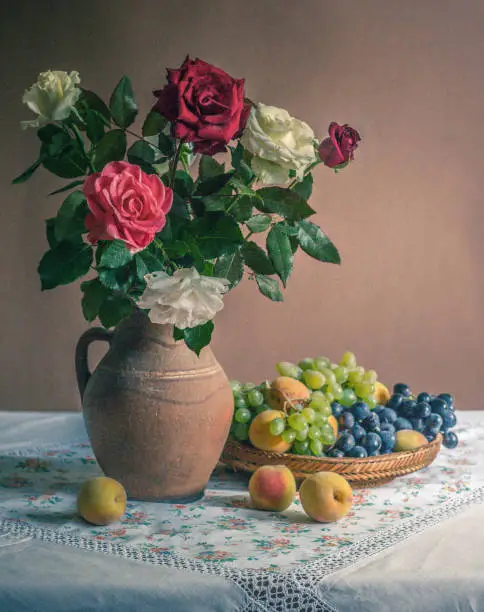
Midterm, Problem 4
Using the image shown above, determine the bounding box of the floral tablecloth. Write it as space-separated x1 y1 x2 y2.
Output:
0 412 483 612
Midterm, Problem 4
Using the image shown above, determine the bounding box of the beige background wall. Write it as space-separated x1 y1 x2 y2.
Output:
1 0 483 411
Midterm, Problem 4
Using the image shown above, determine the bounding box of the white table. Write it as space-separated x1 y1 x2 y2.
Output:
0 411 483 612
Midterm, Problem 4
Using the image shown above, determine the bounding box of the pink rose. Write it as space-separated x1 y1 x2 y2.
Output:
318 122 361 169
83 161 173 253
153 56 250 155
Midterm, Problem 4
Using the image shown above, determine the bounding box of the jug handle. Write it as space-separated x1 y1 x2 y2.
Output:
75 328 114 400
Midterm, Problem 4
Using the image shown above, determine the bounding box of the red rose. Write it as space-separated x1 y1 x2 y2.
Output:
153 56 250 155
83 161 173 253
318 122 361 169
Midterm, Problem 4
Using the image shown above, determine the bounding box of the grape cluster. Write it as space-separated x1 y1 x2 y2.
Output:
230 351 381 457
277 351 380 408
384 383 459 450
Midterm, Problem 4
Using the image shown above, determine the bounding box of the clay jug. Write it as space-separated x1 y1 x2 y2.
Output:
75 309 234 502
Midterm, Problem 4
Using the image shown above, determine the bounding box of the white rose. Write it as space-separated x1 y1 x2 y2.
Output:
21 70 81 129
138 267 230 329
240 103 317 185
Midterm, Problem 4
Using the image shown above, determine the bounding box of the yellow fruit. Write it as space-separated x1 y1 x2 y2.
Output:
394 430 428 452
249 410 291 453
249 465 296 511
328 415 339 438
374 381 391 405
77 477 127 526
299 471 353 523
266 376 311 411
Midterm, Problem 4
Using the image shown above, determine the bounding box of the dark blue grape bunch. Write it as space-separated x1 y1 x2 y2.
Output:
385 384 459 450
331 400 386 457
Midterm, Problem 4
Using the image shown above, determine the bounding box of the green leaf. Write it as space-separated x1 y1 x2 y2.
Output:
171 192 191 219
199 156 225 180
266 223 293 287
292 173 313 200
86 110 106 144
81 278 110 322
231 142 254 183
242 242 275 275
173 326 184 341
12 159 42 184
126 140 158 173
45 218 58 249
195 172 234 197
214 247 244 288
137 250 164 273
256 187 315 221
92 129 127 171
109 76 138 129
193 214 244 259
142 111 167 137
157 133 175 157
182 321 214 356
97 266 134 291
230 195 255 222
297 220 341 264
164 170 194 199
38 242 92 290
54 191 88 242
255 274 283 302
79 89 111 121
98 240 133 268
98 294 134 328
245 214 271 233
49 180 85 196
39 125 87 178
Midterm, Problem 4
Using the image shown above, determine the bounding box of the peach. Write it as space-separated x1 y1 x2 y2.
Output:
77 477 127 526
266 376 311 411
249 410 291 452
249 465 296 511
299 471 353 523
394 430 428 452
374 381 391 405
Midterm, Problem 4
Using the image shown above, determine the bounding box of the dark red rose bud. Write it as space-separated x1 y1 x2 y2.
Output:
153 56 251 156
318 122 361 169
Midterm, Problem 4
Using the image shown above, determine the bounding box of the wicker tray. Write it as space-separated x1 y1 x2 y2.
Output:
221 434 442 487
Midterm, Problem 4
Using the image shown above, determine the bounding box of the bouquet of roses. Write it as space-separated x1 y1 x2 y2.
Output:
14 57 360 354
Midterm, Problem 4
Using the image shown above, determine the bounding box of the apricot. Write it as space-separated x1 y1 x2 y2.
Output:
374 381 391 405
299 471 353 523
266 376 311 411
249 465 296 511
249 410 291 453
394 430 428 452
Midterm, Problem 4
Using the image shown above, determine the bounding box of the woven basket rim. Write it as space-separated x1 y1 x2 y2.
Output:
223 433 442 465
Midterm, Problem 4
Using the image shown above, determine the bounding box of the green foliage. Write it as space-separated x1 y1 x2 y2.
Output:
92 129 127 171
142 111 167 136
242 242 275 275
53 191 88 242
199 156 224 180
38 125 87 178
214 246 244 288
245 214 271 233
266 223 293 286
256 187 315 221
292 173 313 200
97 240 133 268
98 294 134 328
127 140 159 173
81 278 111 322
109 76 138 129
49 180 85 196
255 274 284 302
174 321 214 356
297 220 341 264
38 242 92 290
12 159 42 184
